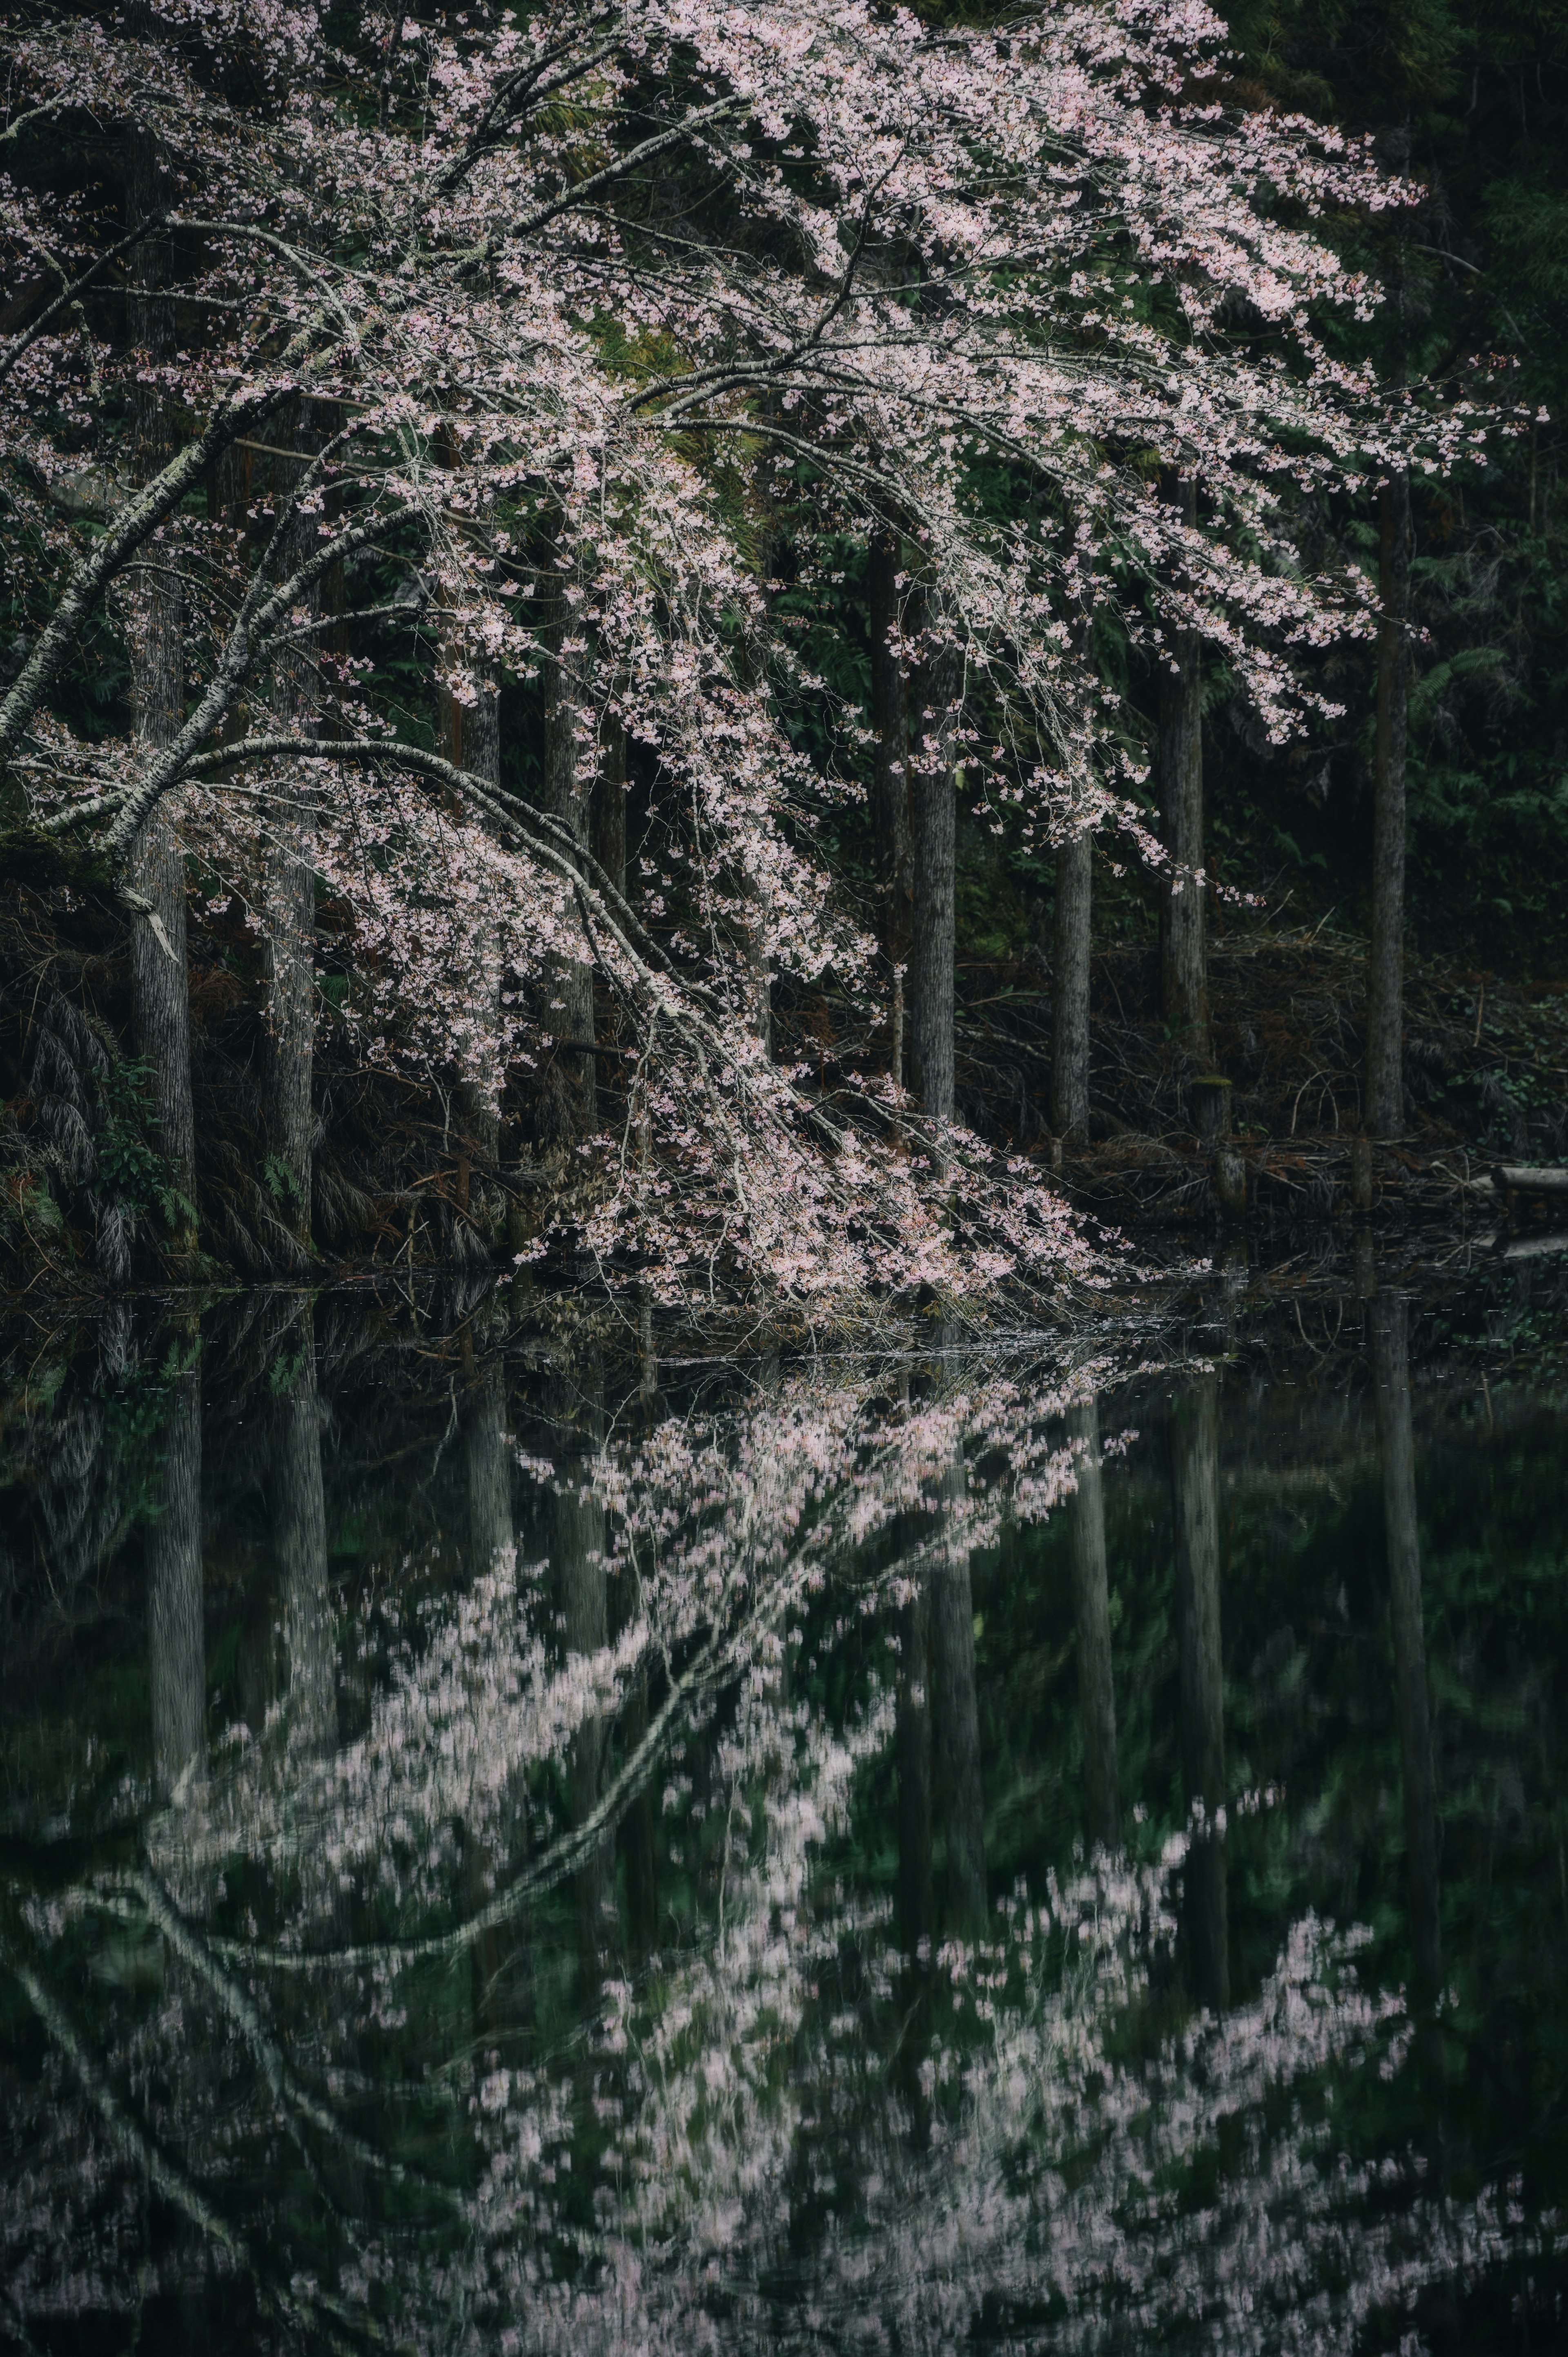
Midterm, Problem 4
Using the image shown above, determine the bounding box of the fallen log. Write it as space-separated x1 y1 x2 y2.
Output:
1492 1164 1568 1228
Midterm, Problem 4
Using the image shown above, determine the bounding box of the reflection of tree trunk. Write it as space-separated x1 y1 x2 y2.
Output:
463 1354 514 2030
927 1446 986 1940
261 414 321 1262
464 1355 514 1574
125 131 196 1226
274 1308 334 1753
1051 833 1092 1145
1172 1377 1227 2011
553 1373 611 1980
910 639 961 1131
895 1579 933 1957
149 1362 204 1797
618 1662 659 1956
1370 1292 1442 2007
1068 1399 1119 1854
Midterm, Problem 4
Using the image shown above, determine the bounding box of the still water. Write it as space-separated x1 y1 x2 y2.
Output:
3 1248 1568 2355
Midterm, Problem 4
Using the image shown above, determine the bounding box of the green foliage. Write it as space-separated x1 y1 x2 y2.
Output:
96 1057 195 1236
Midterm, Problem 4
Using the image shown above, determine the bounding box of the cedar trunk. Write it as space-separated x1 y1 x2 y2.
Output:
1365 473 1412 1137
1050 832 1092 1143
442 684 504 1172
125 133 197 1221
869 526 914 1078
540 613 597 1142
910 641 960 1128
1158 627 1207 1063
261 416 322 1258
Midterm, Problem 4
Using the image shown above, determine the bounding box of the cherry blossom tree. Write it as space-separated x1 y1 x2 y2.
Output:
0 0 1488 1307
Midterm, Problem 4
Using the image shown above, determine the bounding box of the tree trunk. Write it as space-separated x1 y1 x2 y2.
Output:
539 609 597 1144
1158 626 1208 1066
273 1307 334 1753
125 132 196 1229
441 681 505 1176
1370 1291 1442 2007
149 1360 204 1797
910 638 961 1130
1068 1398 1119 1854
869 524 914 1076
927 1435 986 1939
1050 831 1093 1144
1172 1376 1227 2011
261 417 322 1260
592 708 628 904
1365 471 1412 1138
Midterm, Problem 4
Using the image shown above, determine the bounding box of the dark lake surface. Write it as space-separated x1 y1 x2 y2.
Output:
4 1242 1568 2354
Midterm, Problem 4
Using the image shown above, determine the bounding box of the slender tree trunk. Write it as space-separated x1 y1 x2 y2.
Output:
592 709 628 904
1068 1398 1119 1854
149 1360 204 1797
1370 1291 1442 2006
895 1577 934 1958
125 133 196 1228
441 680 504 1180
910 638 961 1130
1365 471 1412 1138
1050 832 1093 1144
273 1306 334 1753
261 417 321 1260
1172 1376 1227 2011
1158 627 1208 1066
869 525 914 1077
539 607 597 1143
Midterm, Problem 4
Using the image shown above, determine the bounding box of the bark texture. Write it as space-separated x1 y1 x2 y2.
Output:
1370 1291 1442 2005
261 419 322 1257
125 131 196 1221
149 1362 204 1797
910 639 961 1128
1050 832 1093 1143
1172 1376 1228 2011
1068 1398 1119 1854
1365 471 1412 1138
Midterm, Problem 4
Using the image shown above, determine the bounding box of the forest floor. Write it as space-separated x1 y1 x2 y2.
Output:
779 921 1568 1244
6 872 1568 1297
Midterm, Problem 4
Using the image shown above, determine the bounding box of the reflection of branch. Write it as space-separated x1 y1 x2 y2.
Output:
211 1612 733 1973
91 1872 460 2214
0 1935 368 2350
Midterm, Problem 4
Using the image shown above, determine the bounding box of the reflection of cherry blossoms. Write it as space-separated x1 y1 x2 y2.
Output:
5 1348 1562 2354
